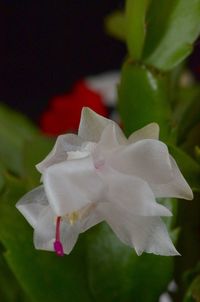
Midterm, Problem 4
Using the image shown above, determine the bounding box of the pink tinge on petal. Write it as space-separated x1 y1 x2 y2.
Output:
54 240 64 256
94 159 105 170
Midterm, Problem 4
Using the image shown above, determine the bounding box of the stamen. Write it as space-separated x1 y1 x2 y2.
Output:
68 212 79 225
54 216 64 257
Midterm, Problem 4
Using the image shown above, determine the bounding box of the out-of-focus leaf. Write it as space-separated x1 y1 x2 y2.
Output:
118 62 171 140
172 85 200 130
22 135 55 188
0 174 92 302
181 123 200 158
177 96 200 144
0 105 38 175
86 223 176 302
184 275 200 302
143 0 200 70
195 146 200 164
104 10 126 41
174 192 200 300
168 144 200 191
0 164 5 194
0 245 29 302
125 0 150 60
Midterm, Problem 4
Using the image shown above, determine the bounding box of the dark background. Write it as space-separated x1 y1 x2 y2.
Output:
0 0 125 121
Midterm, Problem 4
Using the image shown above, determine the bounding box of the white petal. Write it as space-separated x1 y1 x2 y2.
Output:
43 155 105 216
151 156 193 200
16 186 48 228
78 107 113 142
109 139 172 185
79 208 104 233
128 123 159 143
98 167 171 217
98 203 179 256
34 206 79 254
36 134 83 174
98 123 127 150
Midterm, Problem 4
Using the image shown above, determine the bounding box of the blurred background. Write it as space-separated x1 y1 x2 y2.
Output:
0 0 125 123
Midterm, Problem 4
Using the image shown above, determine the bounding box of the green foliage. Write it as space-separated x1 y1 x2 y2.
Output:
0 105 38 175
168 145 200 192
0 244 28 302
105 0 200 70
0 175 92 302
125 0 150 60
86 223 176 302
184 272 200 301
143 0 200 70
104 11 126 41
118 62 171 139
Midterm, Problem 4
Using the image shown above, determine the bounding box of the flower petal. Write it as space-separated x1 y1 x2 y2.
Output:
98 203 179 256
33 206 79 254
79 207 104 233
128 123 159 143
36 134 83 174
78 107 113 142
16 186 48 228
109 139 172 184
98 167 171 217
98 123 127 150
151 156 193 200
43 155 105 216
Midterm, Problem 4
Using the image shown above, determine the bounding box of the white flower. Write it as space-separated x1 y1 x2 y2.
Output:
16 108 193 256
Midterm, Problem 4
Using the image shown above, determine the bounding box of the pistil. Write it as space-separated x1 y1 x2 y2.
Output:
54 216 64 256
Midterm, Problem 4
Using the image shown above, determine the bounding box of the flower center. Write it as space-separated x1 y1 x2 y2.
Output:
53 202 97 256
64 202 97 225
67 211 80 225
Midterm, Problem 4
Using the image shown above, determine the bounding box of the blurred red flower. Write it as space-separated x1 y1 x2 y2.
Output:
40 81 108 136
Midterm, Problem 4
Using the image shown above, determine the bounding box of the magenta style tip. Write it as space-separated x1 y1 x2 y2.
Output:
54 240 64 256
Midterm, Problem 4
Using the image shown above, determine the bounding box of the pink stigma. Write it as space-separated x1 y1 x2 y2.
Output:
54 216 64 257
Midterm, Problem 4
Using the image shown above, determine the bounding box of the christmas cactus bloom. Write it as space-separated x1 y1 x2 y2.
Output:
16 108 193 256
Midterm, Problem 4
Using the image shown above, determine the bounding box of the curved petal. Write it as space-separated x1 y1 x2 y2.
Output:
78 107 113 142
79 207 104 233
98 123 127 150
98 203 179 256
36 134 83 174
151 156 193 200
33 206 79 254
98 167 171 216
43 155 105 216
128 123 159 143
16 186 48 228
109 139 172 185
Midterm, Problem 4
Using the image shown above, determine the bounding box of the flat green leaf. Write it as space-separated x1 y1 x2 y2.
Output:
104 11 126 41
86 223 175 302
143 0 200 70
0 105 38 175
0 246 29 302
118 62 171 140
0 175 92 302
125 0 151 60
